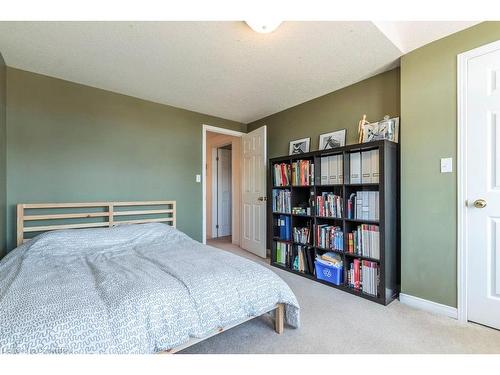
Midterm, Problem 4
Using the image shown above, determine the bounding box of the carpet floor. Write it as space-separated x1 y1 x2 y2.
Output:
180 238 500 354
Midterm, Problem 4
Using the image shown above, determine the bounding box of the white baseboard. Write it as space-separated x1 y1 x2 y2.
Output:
399 293 458 319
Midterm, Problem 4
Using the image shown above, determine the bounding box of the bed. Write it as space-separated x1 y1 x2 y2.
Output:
0 201 300 354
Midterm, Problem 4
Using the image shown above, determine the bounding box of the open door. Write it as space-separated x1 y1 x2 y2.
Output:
241 126 267 258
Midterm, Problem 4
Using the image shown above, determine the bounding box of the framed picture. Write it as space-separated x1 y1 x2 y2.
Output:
289 137 310 155
361 116 399 143
318 129 346 150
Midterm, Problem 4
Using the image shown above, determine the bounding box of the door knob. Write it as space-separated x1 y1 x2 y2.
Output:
258 196 268 202
473 199 487 208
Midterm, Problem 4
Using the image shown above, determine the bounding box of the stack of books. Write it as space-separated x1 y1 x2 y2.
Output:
273 163 291 186
292 206 311 216
293 226 311 244
315 224 343 251
272 189 291 213
275 242 291 266
291 160 314 186
316 192 343 218
347 224 380 259
346 259 379 296
347 191 379 220
292 245 316 274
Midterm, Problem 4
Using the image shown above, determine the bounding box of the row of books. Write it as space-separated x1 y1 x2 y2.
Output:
275 242 291 266
320 154 344 185
293 226 311 244
293 245 316 274
316 192 343 218
273 163 291 186
276 214 291 240
350 150 379 184
347 191 379 220
315 225 343 251
272 189 291 213
347 224 380 259
291 160 314 186
346 259 379 296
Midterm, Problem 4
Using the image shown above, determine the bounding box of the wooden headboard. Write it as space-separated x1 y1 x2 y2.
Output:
16 201 176 246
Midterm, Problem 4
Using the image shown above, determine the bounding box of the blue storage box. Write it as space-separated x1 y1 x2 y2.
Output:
315 260 343 285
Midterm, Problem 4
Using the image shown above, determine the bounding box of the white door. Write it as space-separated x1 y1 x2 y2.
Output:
217 148 232 237
241 126 267 258
465 42 500 330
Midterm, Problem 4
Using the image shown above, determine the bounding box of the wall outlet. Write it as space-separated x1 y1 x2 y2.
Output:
440 158 453 173
196 174 201 183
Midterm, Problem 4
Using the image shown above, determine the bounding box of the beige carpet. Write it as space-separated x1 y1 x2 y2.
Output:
180 237 500 354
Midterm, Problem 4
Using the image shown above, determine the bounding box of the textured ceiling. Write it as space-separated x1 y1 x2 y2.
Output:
0 21 478 123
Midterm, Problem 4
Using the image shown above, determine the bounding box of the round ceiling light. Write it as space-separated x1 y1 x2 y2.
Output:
245 20 282 34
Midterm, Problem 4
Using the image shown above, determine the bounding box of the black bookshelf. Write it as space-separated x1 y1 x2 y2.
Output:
268 140 400 305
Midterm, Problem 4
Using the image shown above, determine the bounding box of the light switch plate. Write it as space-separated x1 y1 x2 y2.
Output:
440 158 453 173
196 174 201 183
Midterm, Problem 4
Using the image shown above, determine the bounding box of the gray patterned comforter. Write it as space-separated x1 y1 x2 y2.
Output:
0 223 299 354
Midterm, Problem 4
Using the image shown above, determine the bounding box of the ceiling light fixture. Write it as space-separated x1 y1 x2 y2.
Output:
245 20 282 34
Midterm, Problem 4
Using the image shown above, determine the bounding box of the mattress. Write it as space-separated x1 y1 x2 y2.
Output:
0 223 299 354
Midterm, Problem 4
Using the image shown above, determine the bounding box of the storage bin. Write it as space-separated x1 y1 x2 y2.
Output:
315 260 343 285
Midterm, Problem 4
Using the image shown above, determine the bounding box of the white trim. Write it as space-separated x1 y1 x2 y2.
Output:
457 39 500 324
202 124 244 245
399 293 458 319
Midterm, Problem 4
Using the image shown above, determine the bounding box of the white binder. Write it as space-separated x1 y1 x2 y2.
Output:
371 149 380 183
320 157 329 185
350 152 361 184
337 155 343 184
328 155 337 185
361 151 372 184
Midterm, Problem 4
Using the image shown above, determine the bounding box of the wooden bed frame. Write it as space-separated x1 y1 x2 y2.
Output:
16 200 285 353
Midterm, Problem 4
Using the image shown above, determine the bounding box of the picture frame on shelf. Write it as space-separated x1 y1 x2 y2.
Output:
361 116 399 143
318 129 346 150
289 137 311 155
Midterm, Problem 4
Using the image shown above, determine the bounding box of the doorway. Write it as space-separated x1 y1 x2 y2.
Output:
202 125 244 246
212 144 232 239
458 39 500 329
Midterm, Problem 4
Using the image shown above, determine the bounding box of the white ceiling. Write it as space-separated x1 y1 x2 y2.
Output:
0 21 479 123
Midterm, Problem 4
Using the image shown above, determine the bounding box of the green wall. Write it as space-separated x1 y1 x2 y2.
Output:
400 21 500 307
5 67 244 251
0 53 6 256
247 68 400 157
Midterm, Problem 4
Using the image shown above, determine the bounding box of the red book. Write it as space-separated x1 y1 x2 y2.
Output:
354 259 361 290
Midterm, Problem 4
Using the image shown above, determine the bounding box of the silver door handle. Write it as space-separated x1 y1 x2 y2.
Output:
257 196 268 202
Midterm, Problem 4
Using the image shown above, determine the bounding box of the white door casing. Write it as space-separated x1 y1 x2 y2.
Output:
217 148 232 237
241 126 267 258
459 40 500 329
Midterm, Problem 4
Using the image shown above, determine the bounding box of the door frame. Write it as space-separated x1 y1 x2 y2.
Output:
457 39 500 324
202 124 244 244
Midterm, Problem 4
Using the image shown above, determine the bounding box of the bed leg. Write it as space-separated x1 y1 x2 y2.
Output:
275 303 284 334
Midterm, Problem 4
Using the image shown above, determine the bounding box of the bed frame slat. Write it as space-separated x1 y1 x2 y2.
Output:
17 201 176 246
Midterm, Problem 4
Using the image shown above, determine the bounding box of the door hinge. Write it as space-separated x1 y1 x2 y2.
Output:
216 157 219 161
216 224 219 229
